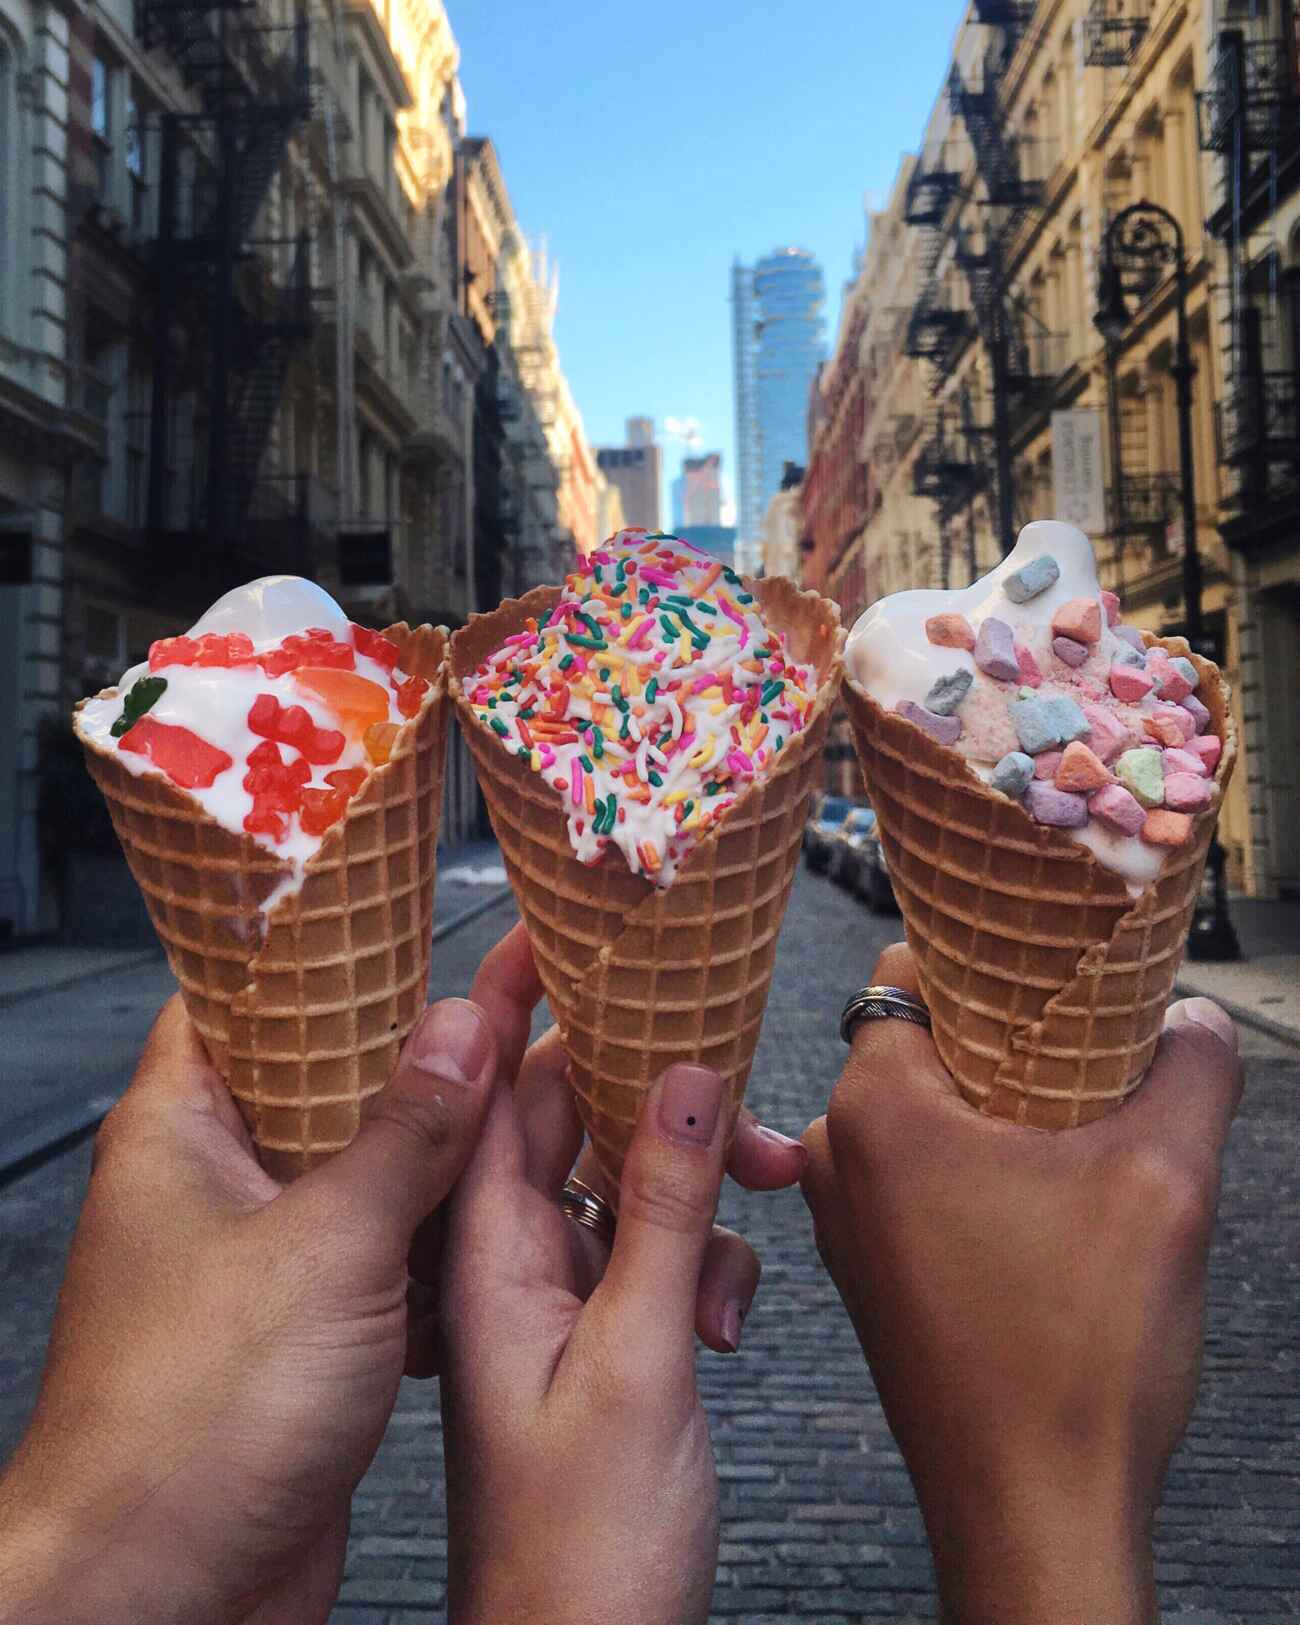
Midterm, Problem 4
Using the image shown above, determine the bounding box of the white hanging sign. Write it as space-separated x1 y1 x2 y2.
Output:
1051 409 1106 536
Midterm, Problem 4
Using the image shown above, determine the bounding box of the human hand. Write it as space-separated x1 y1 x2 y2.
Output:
802 943 1243 1625
438 925 802 1625
0 989 500 1625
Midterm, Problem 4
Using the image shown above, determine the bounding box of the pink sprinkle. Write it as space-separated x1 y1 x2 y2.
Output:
539 744 555 769
719 598 747 632
768 658 783 674
590 551 613 565
545 603 566 628
627 617 655 650
691 674 718 693
570 762 583 806
640 566 678 588
503 631 535 648
726 749 754 775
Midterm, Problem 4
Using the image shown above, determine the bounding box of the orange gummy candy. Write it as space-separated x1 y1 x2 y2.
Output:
363 720 401 764
293 667 390 736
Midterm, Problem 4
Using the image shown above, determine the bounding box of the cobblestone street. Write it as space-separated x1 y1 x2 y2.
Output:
1 865 1297 1621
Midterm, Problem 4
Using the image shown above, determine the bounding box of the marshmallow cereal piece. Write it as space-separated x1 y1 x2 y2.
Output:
1089 783 1146 836
1144 713 1188 749
1003 554 1060 603
1023 780 1089 828
924 668 974 716
1055 740 1113 793
1015 643 1043 688
1141 808 1193 847
973 617 1020 681
1163 747 1206 778
1039 695 1090 744
1053 636 1089 669
925 613 976 650
1114 625 1147 653
1051 597 1103 644
1147 651 1194 703
1163 773 1213 813
1009 696 1060 755
1079 702 1130 762
1116 746 1165 808
1110 663 1154 703
1101 590 1121 625
1034 749 1063 780
1169 656 1198 690
991 751 1035 798
1181 694 1211 733
896 700 961 745
1186 734 1222 773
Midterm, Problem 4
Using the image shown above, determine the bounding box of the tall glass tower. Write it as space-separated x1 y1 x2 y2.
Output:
731 249 825 574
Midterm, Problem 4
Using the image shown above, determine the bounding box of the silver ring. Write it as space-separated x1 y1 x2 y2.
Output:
561 1177 617 1247
841 984 932 1044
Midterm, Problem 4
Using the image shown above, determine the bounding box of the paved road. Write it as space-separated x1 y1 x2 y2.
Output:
1 867 1296 1622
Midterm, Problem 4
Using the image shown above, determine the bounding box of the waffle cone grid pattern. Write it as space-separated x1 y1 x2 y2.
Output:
843 636 1235 1130
78 623 448 1181
451 576 844 1192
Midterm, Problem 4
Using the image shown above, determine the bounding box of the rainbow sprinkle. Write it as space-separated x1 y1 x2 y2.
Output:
470 528 820 885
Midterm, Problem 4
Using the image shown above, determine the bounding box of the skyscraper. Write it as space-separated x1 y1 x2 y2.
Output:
731 249 826 574
595 416 662 530
681 452 723 526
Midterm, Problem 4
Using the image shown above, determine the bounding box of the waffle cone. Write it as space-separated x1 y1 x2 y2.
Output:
843 637 1236 1128
450 578 843 1193
75 624 449 1179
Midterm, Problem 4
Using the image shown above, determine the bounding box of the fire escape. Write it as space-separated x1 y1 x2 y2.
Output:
1197 28 1300 537
142 0 319 583
1083 0 1149 68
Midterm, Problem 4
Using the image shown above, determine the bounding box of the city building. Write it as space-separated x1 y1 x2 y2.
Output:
732 248 826 577
670 472 686 528
680 452 723 526
821 0 1298 897
762 466 804 582
595 417 662 529
0 0 593 938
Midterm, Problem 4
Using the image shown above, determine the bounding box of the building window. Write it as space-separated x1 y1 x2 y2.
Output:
91 54 113 203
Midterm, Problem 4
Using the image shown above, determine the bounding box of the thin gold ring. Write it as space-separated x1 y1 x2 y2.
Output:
561 1176 616 1247
841 984 932 1044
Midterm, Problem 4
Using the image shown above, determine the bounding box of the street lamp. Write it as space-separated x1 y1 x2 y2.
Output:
1093 201 1240 962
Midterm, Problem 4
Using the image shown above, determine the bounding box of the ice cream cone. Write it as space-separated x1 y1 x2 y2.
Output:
451 578 843 1193
843 636 1236 1128
76 624 449 1179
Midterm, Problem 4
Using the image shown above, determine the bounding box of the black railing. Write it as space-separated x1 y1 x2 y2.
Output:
1113 471 1179 534
904 158 963 227
1217 371 1299 464
1084 0 1148 67
904 299 970 373
1198 35 1300 152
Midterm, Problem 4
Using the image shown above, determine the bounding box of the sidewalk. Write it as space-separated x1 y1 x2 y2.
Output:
1174 896 1300 1049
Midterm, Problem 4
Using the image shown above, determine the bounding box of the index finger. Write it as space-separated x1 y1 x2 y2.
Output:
467 921 545 1085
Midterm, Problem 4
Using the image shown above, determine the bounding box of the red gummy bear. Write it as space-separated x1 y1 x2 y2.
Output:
352 624 400 671
298 767 367 836
148 635 198 670
394 674 428 719
246 694 345 766
118 717 233 789
258 631 356 677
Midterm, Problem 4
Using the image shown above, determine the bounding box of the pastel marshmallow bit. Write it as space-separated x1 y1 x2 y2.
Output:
1004 553 1060 603
926 613 976 650
1110 662 1155 702
1051 597 1102 645
1141 808 1193 848
1034 749 1063 779
1113 642 1147 669
1147 702 1196 745
1116 746 1165 808
1101 590 1121 626
1052 636 1089 669
924 668 974 716
1080 702 1129 762
1169 656 1199 691
973 617 1020 681
1009 696 1062 755
1181 694 1211 733
1039 695 1090 744
1148 654 1193 703
895 699 961 745
1186 734 1222 772
1089 783 1147 836
1144 714 1186 749
1015 644 1043 688
1023 779 1089 828
1164 772 1213 813
1055 740 1113 793
991 751 1035 798
1114 624 1147 653
1163 747 1207 778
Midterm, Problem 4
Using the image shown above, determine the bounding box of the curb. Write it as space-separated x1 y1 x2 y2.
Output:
1171 980 1300 1052
0 948 164 1012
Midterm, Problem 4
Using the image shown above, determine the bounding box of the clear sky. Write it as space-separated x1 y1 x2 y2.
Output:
451 0 964 520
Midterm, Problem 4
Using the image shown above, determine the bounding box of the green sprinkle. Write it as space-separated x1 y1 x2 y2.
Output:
691 634 710 651
559 653 575 671
723 568 741 583
489 718 509 736
593 564 603 582
519 707 536 719
621 602 633 619
664 593 695 608
566 634 607 651
647 770 664 787
609 581 627 596
704 780 720 796
619 715 631 739
638 586 651 604
682 799 694 819
599 666 611 681
645 677 658 702
659 614 679 641
761 680 785 706
110 675 168 738
579 754 594 773
612 684 626 710
646 530 673 540
753 647 771 659
591 728 604 758
517 745 531 758
737 592 754 605
576 610 604 639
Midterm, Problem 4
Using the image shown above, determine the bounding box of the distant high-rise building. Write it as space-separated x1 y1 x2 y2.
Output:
731 249 825 575
670 474 686 529
596 416 662 529
681 452 723 527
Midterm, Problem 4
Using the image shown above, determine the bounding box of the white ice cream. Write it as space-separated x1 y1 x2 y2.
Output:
77 577 411 910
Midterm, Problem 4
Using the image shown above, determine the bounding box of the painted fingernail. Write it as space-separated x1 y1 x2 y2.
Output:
1168 997 1238 1053
658 1065 722 1144
720 1298 746 1353
410 999 492 1084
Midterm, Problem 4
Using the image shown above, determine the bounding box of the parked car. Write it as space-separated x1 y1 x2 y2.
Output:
828 806 878 889
804 794 853 873
848 819 897 914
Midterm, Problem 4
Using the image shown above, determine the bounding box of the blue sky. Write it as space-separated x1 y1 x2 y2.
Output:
452 0 964 518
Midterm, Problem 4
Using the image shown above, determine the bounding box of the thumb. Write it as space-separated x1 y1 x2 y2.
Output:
588 1065 727 1381
1108 997 1244 1173
283 998 497 1256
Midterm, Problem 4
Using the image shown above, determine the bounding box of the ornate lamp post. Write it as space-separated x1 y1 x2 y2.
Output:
1093 201 1240 962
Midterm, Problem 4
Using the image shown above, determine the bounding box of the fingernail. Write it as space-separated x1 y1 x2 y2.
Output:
658 1064 723 1145
1168 997 1238 1054
756 1124 808 1163
720 1298 746 1354
410 999 492 1084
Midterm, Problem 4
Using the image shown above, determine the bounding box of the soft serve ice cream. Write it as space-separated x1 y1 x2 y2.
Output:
76 576 431 900
846 521 1223 895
